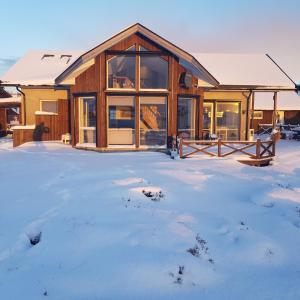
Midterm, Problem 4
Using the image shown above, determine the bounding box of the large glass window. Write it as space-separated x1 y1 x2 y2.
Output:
78 97 96 146
140 47 168 90
107 46 136 89
140 96 167 147
107 96 135 146
177 97 196 139
216 102 240 140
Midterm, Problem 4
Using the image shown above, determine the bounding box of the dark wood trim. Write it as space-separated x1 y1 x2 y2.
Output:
105 50 169 56
135 96 140 148
104 90 169 96
73 92 98 97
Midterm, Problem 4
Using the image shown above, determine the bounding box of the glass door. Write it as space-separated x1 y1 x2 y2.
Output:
216 102 240 140
107 96 135 146
78 97 96 146
177 97 196 139
140 96 167 148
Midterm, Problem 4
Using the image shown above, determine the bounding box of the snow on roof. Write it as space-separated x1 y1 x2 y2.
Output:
254 91 300 110
0 50 83 86
193 53 295 88
0 96 21 104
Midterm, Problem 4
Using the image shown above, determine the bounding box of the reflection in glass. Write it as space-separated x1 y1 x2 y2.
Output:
140 46 168 89
140 97 167 147
107 53 136 89
177 98 196 139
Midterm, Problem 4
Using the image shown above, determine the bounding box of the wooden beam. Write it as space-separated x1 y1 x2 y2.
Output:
251 91 255 129
272 92 278 129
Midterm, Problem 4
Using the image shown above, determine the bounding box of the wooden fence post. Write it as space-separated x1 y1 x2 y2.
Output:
256 138 261 159
179 138 183 158
217 139 222 157
271 135 276 156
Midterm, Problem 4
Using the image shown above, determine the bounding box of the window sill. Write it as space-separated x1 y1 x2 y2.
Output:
35 111 58 116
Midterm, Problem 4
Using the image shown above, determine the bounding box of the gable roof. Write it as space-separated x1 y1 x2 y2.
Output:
192 53 296 89
0 50 83 86
55 23 219 86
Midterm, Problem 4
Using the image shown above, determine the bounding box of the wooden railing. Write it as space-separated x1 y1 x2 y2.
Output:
179 138 276 159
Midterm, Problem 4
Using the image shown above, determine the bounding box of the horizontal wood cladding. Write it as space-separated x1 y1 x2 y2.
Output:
13 99 69 147
71 32 204 149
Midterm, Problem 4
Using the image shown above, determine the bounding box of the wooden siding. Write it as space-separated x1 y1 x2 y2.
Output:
0 108 6 131
13 99 69 147
13 128 35 147
252 110 273 132
284 110 300 125
252 110 300 132
71 33 204 149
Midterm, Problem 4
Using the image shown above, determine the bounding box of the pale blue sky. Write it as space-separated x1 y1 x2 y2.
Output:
1 0 300 75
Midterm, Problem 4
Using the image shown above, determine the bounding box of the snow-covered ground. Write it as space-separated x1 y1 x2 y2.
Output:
0 138 300 300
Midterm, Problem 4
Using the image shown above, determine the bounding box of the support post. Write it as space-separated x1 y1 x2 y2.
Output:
272 92 278 130
256 138 261 159
251 91 255 129
271 135 276 156
217 138 222 157
179 138 183 158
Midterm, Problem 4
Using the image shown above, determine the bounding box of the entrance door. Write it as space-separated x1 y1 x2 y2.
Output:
78 96 96 146
216 102 240 140
107 96 135 146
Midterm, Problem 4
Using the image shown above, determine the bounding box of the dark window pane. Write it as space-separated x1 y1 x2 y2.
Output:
177 98 196 139
140 56 168 89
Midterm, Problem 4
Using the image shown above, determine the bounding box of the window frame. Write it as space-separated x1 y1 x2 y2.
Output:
39 100 58 114
139 45 169 92
106 46 137 92
105 45 169 92
77 96 97 147
106 95 136 147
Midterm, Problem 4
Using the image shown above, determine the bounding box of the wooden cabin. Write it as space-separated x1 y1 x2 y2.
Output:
0 24 298 150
